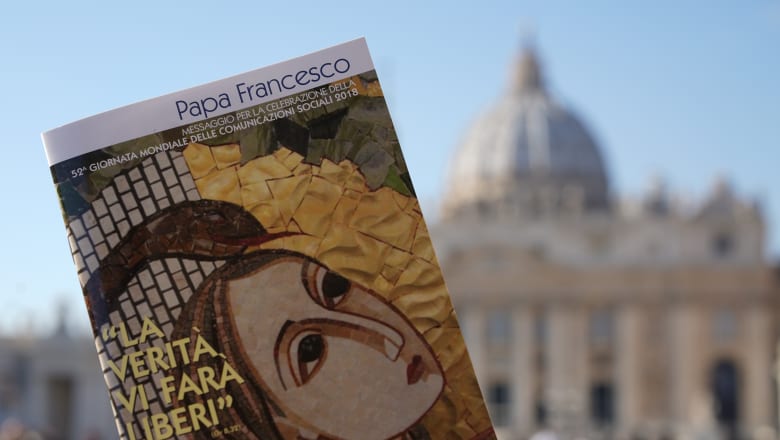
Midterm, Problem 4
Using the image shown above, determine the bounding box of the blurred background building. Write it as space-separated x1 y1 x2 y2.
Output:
432 46 779 440
0 310 115 440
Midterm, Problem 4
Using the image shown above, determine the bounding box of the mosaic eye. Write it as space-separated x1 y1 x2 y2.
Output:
294 332 326 385
309 266 351 309
298 334 324 363
322 271 350 300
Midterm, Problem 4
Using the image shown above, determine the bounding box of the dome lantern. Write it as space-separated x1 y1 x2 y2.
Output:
513 47 546 94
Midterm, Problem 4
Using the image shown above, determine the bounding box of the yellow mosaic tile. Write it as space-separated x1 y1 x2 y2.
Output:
384 247 411 270
331 195 359 226
268 175 311 226
282 234 322 258
236 154 292 186
422 387 461 436
182 143 216 179
380 264 404 285
370 273 395 298
390 259 450 330
194 166 241 206
412 222 436 263
211 143 241 169
247 202 286 234
291 162 312 176
315 229 389 290
391 188 413 211
279 149 304 171
272 146 293 162
350 188 417 251
292 176 342 237
319 158 352 185
239 182 273 207
345 171 369 193
342 188 363 200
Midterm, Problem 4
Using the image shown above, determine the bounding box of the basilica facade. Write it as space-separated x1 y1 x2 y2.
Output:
432 47 778 440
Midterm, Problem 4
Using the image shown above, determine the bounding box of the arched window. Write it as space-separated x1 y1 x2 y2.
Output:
711 359 739 434
487 309 512 345
487 381 511 427
590 382 614 426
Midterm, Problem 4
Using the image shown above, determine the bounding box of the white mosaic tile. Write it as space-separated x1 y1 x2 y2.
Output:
162 322 174 336
115 175 130 193
70 218 86 238
164 259 181 273
95 242 109 260
157 275 172 292
186 188 199 199
107 233 120 248
154 305 168 323
106 340 120 359
76 237 93 261
85 254 99 274
82 210 97 228
170 186 185 203
127 315 141 334
121 192 138 210
135 182 150 199
77 269 90 287
188 271 203 287
145 167 161 183
182 177 197 192
149 261 165 275
87 224 103 247
151 182 166 200
94 198 108 217
68 232 78 253
109 203 125 222
99 215 115 235
121 299 135 319
103 186 118 204
138 271 154 289
156 153 171 169
140 198 156 217
172 156 189 174
117 219 130 236
128 284 144 304
128 168 142 182
109 311 121 326
128 209 142 226
183 259 199 273
163 290 178 308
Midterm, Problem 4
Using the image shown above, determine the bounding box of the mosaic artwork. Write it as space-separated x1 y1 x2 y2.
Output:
51 68 494 439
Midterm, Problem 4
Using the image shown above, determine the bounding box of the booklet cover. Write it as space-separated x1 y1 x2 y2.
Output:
42 38 494 440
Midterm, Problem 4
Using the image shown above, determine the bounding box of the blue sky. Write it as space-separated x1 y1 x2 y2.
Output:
0 1 778 334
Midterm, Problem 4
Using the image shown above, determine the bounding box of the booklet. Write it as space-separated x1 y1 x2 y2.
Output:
42 38 494 440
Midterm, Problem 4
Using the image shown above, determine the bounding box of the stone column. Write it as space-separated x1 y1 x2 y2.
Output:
616 305 641 435
571 307 590 430
545 305 589 435
669 304 699 434
511 305 533 436
462 304 487 394
744 304 772 430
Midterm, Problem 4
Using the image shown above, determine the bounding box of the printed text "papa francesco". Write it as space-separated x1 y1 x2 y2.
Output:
175 58 351 120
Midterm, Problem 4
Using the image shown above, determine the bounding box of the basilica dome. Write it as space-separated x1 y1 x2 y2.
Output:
441 48 610 219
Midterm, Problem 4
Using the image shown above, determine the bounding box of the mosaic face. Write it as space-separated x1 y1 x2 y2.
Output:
228 256 444 439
